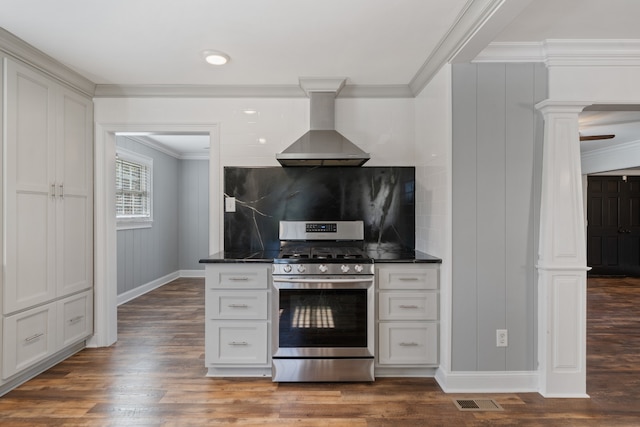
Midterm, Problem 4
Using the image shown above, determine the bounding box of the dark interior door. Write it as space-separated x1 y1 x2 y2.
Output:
587 176 640 276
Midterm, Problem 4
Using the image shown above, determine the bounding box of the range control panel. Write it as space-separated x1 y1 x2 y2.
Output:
305 223 337 233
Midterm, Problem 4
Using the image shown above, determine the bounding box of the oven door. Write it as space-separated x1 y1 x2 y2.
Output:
272 276 375 359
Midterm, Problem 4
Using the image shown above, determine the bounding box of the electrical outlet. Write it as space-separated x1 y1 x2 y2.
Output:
496 329 508 347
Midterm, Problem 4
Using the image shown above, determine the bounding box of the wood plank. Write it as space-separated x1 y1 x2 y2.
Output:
0 276 638 425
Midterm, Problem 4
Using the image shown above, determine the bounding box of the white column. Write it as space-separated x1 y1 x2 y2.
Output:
535 100 591 398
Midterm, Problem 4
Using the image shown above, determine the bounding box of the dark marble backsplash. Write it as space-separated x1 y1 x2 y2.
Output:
224 167 415 252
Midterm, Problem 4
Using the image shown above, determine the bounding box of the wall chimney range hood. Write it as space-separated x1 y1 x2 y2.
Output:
276 78 370 167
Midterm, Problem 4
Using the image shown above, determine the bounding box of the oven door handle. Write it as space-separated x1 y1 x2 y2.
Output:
273 277 373 284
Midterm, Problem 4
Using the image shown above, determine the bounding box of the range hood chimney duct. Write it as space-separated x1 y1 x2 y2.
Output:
276 81 370 167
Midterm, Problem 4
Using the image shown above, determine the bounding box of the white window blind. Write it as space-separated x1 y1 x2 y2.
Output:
116 147 153 228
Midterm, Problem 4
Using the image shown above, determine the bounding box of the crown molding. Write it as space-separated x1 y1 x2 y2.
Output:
409 0 519 96
94 83 415 99
94 84 306 98
475 39 640 66
0 27 95 96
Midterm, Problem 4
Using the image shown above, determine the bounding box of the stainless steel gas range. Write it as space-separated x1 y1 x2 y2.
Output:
271 220 375 382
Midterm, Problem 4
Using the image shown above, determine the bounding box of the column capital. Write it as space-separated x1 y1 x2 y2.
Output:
535 100 592 115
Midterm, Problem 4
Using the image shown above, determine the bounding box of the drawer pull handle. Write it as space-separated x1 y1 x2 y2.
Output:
25 332 45 343
399 342 419 347
399 305 419 309
399 277 419 281
228 304 249 308
69 315 84 324
228 277 249 281
229 341 248 346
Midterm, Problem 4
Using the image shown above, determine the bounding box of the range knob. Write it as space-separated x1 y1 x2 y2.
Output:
296 264 306 273
354 264 364 273
283 265 292 273
318 264 329 273
341 264 350 273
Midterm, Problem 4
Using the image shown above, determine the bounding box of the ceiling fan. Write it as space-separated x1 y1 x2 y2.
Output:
579 133 615 141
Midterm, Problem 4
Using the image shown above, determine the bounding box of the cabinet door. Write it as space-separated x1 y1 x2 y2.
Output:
377 266 438 290
57 88 93 297
3 58 57 313
3 303 57 379
378 291 438 321
206 265 269 289
58 290 93 348
378 322 438 365
207 321 268 365
209 291 268 320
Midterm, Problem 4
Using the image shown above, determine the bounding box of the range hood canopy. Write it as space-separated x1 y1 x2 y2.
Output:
276 79 370 167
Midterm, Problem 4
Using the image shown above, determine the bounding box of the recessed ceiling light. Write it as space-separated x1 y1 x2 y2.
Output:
243 109 257 115
202 50 230 65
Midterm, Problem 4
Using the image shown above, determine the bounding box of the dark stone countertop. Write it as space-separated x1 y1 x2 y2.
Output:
199 248 441 264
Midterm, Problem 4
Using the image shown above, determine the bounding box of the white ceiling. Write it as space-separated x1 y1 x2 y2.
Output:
2 0 640 156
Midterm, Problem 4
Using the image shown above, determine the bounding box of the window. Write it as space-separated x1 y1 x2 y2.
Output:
116 147 153 229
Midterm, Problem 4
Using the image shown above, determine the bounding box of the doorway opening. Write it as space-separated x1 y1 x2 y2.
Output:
586 173 640 277
91 123 220 348
114 132 211 305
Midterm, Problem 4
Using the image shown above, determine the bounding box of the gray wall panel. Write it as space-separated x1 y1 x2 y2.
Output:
476 64 507 371
116 136 180 296
452 63 546 372
179 159 209 270
451 63 479 370
116 137 210 297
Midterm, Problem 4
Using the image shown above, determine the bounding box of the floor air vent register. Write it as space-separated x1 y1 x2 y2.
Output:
453 399 504 412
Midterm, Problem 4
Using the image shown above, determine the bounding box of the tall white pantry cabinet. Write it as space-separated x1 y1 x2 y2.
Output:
1 56 94 391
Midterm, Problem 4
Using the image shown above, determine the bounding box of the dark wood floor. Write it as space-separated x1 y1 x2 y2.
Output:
0 276 639 426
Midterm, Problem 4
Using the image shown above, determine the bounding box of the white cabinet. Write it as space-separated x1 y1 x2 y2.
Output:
2 290 92 379
3 58 93 314
58 290 93 349
376 264 439 369
2 303 57 379
204 264 270 375
209 322 268 365
1 57 93 383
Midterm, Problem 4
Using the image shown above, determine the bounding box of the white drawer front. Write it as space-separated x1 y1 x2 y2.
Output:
378 292 438 321
378 322 438 365
3 303 57 379
58 290 93 348
208 322 268 365
209 291 268 320
206 265 268 289
377 266 438 290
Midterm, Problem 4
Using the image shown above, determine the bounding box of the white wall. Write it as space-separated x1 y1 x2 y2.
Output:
414 65 453 372
94 97 416 169
93 95 418 346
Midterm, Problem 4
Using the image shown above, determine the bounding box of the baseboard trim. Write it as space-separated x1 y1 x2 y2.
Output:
179 269 205 278
0 342 86 397
117 270 205 305
117 271 180 306
435 367 539 393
